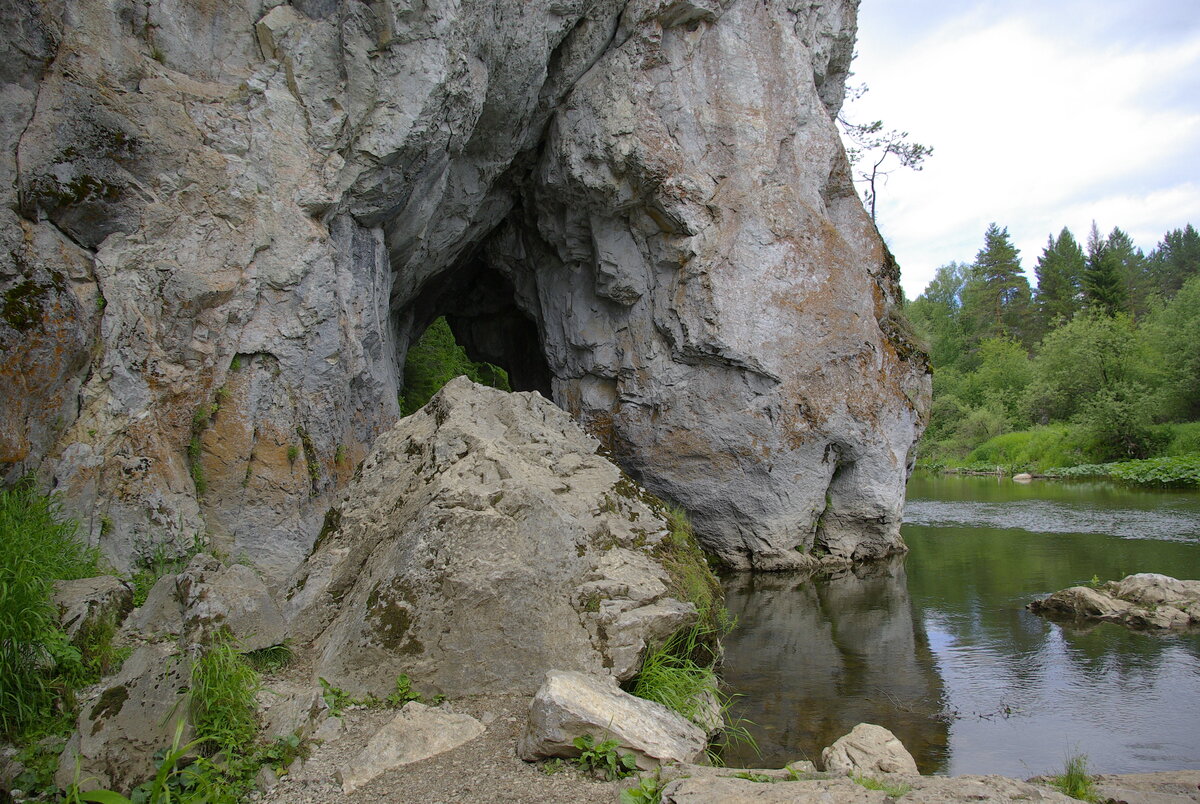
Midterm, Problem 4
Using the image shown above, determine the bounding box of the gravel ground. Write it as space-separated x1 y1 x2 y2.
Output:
259 694 624 804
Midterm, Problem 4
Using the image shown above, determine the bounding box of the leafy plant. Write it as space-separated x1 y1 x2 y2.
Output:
851 773 912 797
384 673 423 707
572 733 638 781
1049 753 1100 802
621 771 665 804
0 480 101 738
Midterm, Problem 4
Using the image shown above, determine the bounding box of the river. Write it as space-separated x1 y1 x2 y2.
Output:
719 472 1200 777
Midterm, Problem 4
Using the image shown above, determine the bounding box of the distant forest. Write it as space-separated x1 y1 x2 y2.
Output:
906 221 1200 481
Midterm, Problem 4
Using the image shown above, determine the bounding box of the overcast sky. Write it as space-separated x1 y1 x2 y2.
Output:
843 0 1200 299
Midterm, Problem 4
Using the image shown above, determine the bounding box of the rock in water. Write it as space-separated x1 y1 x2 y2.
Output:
821 723 919 776
1029 573 1200 630
287 378 702 698
2 0 929 578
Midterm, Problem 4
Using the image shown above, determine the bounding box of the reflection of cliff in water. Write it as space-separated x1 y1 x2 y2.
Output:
720 558 949 772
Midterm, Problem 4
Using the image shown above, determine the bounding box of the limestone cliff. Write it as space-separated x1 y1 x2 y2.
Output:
1 0 929 577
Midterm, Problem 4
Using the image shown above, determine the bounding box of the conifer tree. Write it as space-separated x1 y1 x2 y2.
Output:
1105 227 1149 317
961 223 1032 347
1033 227 1084 332
1082 222 1127 316
1146 223 1200 299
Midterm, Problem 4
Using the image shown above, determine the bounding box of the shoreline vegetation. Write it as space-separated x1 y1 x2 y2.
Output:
907 221 1199 489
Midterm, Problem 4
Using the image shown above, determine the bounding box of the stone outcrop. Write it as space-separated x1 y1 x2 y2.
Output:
287 379 702 697
1029 573 1200 630
659 774 1078 803
821 723 919 776
2 0 929 579
53 575 134 644
520 670 708 769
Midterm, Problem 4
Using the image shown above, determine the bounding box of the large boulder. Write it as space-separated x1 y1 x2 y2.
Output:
286 378 703 697
821 723 918 776
519 670 707 769
53 575 134 644
3 0 927 582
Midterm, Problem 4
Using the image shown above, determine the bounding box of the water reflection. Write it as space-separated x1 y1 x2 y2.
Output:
720 559 949 772
719 474 1200 776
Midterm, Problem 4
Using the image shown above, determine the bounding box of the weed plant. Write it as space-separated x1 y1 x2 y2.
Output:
0 481 100 738
1049 753 1100 802
571 733 638 781
620 771 665 804
243 643 294 674
190 631 261 755
850 773 912 797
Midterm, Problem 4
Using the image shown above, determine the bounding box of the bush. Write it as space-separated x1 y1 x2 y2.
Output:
1164 421 1200 456
399 317 511 415
0 481 100 738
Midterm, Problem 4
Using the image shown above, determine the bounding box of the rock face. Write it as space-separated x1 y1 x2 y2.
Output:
2 0 929 578
287 378 701 697
519 670 708 769
1029 573 1200 630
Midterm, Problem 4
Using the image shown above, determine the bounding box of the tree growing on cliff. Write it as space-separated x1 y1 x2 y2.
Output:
837 85 933 223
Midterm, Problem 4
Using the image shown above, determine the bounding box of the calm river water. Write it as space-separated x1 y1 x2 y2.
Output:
719 473 1200 776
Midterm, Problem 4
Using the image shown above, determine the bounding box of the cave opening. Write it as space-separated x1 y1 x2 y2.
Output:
401 249 553 402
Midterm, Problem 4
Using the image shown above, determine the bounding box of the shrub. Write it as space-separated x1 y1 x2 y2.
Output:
399 317 511 415
0 481 100 738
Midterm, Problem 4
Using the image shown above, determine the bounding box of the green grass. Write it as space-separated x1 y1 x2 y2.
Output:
243 643 294 674
0 481 101 738
654 505 728 636
851 773 912 797
1048 754 1100 802
628 627 719 727
189 630 261 755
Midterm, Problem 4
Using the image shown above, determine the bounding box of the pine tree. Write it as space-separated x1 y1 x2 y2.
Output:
1105 227 1149 317
1033 227 1084 332
961 223 1032 347
1146 223 1200 299
1082 222 1127 316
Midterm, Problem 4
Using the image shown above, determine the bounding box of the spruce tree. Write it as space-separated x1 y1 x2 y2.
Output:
1033 227 1084 332
1146 223 1200 299
961 223 1032 347
1082 222 1127 316
1105 227 1149 317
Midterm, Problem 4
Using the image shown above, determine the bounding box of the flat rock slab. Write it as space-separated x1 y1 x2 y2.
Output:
661 774 1078 803
1091 770 1200 803
336 702 484 793
519 670 707 769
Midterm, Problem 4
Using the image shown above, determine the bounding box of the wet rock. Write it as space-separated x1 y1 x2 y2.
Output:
336 702 485 793
55 644 191 793
518 670 707 769
1029 573 1200 630
287 379 702 698
821 723 918 776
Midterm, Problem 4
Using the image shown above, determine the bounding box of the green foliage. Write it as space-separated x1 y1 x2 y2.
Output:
399 317 511 416
571 733 638 781
190 631 261 755
620 772 666 804
850 773 912 797
628 627 720 727
0 481 101 738
1048 753 1100 803
318 674 438 716
130 541 200 608
960 223 1032 347
655 506 726 633
1042 455 1200 487
1034 227 1085 332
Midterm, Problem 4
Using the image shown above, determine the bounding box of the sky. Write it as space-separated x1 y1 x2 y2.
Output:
842 0 1200 299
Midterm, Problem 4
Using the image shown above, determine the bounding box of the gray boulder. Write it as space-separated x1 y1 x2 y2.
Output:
518 670 707 770
124 554 287 650
821 723 919 776
287 379 703 698
55 644 191 793
1029 573 1200 630
53 575 134 644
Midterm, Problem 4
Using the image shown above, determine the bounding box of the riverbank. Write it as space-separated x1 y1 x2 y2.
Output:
916 452 1200 488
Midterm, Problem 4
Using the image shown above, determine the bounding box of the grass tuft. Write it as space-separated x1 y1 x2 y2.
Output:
851 773 912 797
1049 753 1100 802
0 480 101 738
189 630 261 756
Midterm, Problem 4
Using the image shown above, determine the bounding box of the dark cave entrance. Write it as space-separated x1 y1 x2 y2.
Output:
404 252 553 399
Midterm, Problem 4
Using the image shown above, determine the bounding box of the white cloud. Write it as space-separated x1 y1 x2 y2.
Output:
843 4 1200 297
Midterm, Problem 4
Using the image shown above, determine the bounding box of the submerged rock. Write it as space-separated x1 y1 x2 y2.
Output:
519 670 707 769
287 378 705 697
1029 573 1200 630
